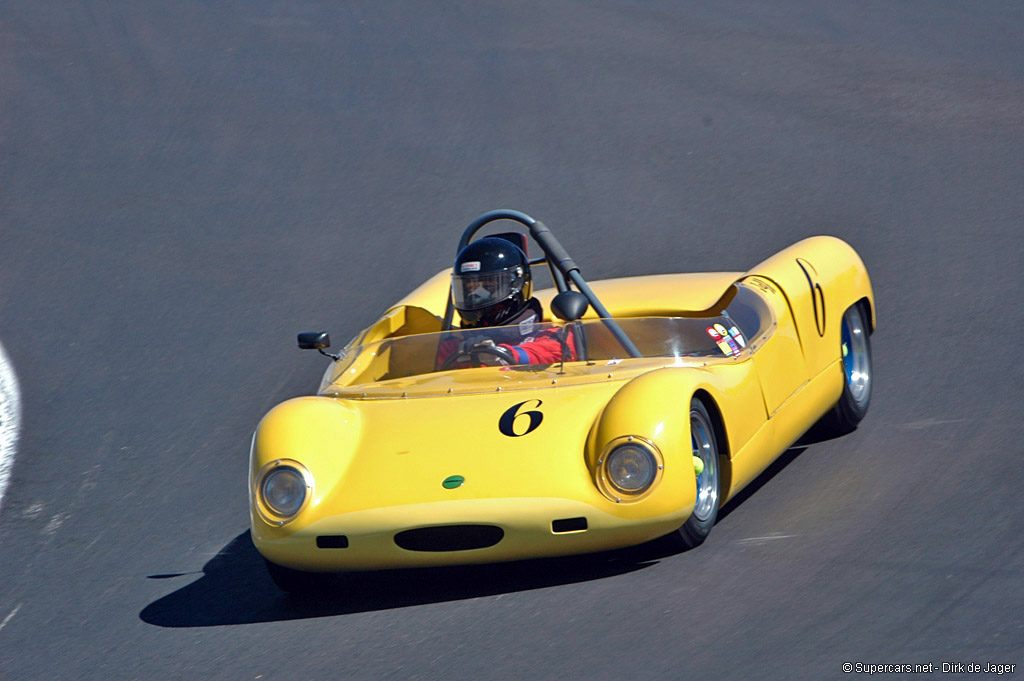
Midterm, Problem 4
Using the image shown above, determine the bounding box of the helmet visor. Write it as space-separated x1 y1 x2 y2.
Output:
452 266 525 311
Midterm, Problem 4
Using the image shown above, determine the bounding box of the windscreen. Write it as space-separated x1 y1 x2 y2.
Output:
322 282 773 390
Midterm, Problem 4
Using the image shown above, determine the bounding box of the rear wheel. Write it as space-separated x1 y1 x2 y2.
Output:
819 303 872 436
676 398 720 549
264 559 336 595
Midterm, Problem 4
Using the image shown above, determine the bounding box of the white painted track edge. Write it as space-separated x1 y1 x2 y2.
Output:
0 342 21 513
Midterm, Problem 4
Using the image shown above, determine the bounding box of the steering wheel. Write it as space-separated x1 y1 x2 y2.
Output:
440 343 516 371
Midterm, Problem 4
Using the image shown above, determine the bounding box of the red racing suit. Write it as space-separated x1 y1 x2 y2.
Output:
437 298 577 368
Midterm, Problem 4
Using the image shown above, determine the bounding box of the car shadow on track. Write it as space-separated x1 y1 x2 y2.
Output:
140 530 674 627
715 421 852 524
716 445 808 523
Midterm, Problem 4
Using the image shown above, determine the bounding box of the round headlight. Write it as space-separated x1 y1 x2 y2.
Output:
605 443 657 494
261 466 308 518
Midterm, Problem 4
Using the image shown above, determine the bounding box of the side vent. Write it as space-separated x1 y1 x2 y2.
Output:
316 535 350 549
552 517 588 533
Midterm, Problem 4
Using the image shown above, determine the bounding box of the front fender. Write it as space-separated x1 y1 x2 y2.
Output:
586 367 726 518
250 397 362 535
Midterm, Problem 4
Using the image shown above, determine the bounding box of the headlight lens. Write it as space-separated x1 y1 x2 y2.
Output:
605 443 657 493
596 437 663 502
260 465 308 519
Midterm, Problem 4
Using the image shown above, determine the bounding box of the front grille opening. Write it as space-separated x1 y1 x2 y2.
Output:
552 517 588 533
316 535 350 549
394 525 504 552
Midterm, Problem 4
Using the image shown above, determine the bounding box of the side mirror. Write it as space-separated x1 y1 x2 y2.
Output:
550 291 589 322
297 331 331 350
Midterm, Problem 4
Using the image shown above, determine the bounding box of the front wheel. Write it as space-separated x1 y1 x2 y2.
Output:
676 398 720 549
818 302 872 436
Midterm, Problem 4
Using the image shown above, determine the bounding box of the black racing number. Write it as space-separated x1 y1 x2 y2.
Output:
499 400 544 437
796 258 826 337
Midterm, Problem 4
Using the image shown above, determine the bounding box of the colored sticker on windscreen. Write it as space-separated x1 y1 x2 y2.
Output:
708 325 744 358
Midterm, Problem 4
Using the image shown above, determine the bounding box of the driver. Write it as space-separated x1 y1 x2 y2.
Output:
439 236 576 368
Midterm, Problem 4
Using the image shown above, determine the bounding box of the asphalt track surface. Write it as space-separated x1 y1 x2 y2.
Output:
1 2 1023 680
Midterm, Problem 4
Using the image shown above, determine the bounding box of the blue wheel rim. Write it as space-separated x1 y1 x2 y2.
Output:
840 306 871 409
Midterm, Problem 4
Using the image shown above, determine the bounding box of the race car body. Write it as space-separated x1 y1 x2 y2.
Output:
249 210 874 591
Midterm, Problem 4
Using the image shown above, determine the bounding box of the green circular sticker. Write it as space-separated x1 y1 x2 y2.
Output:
442 475 465 489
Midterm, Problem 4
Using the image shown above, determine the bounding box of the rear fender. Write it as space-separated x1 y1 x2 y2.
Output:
748 236 874 378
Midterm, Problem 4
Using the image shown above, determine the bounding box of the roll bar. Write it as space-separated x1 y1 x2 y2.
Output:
443 210 642 359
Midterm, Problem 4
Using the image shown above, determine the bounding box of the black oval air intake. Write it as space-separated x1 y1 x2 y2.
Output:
394 525 504 552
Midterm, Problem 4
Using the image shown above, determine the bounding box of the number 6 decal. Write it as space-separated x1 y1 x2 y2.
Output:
796 258 826 337
499 400 544 437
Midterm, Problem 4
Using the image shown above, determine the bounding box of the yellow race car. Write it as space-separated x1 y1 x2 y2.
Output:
250 210 874 592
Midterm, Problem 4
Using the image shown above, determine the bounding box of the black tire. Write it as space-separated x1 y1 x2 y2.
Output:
676 398 721 549
818 302 873 436
264 559 335 594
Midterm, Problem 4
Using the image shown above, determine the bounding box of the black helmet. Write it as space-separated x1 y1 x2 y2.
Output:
452 237 532 327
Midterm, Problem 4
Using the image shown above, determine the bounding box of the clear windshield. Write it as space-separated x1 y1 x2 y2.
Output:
321 309 771 392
